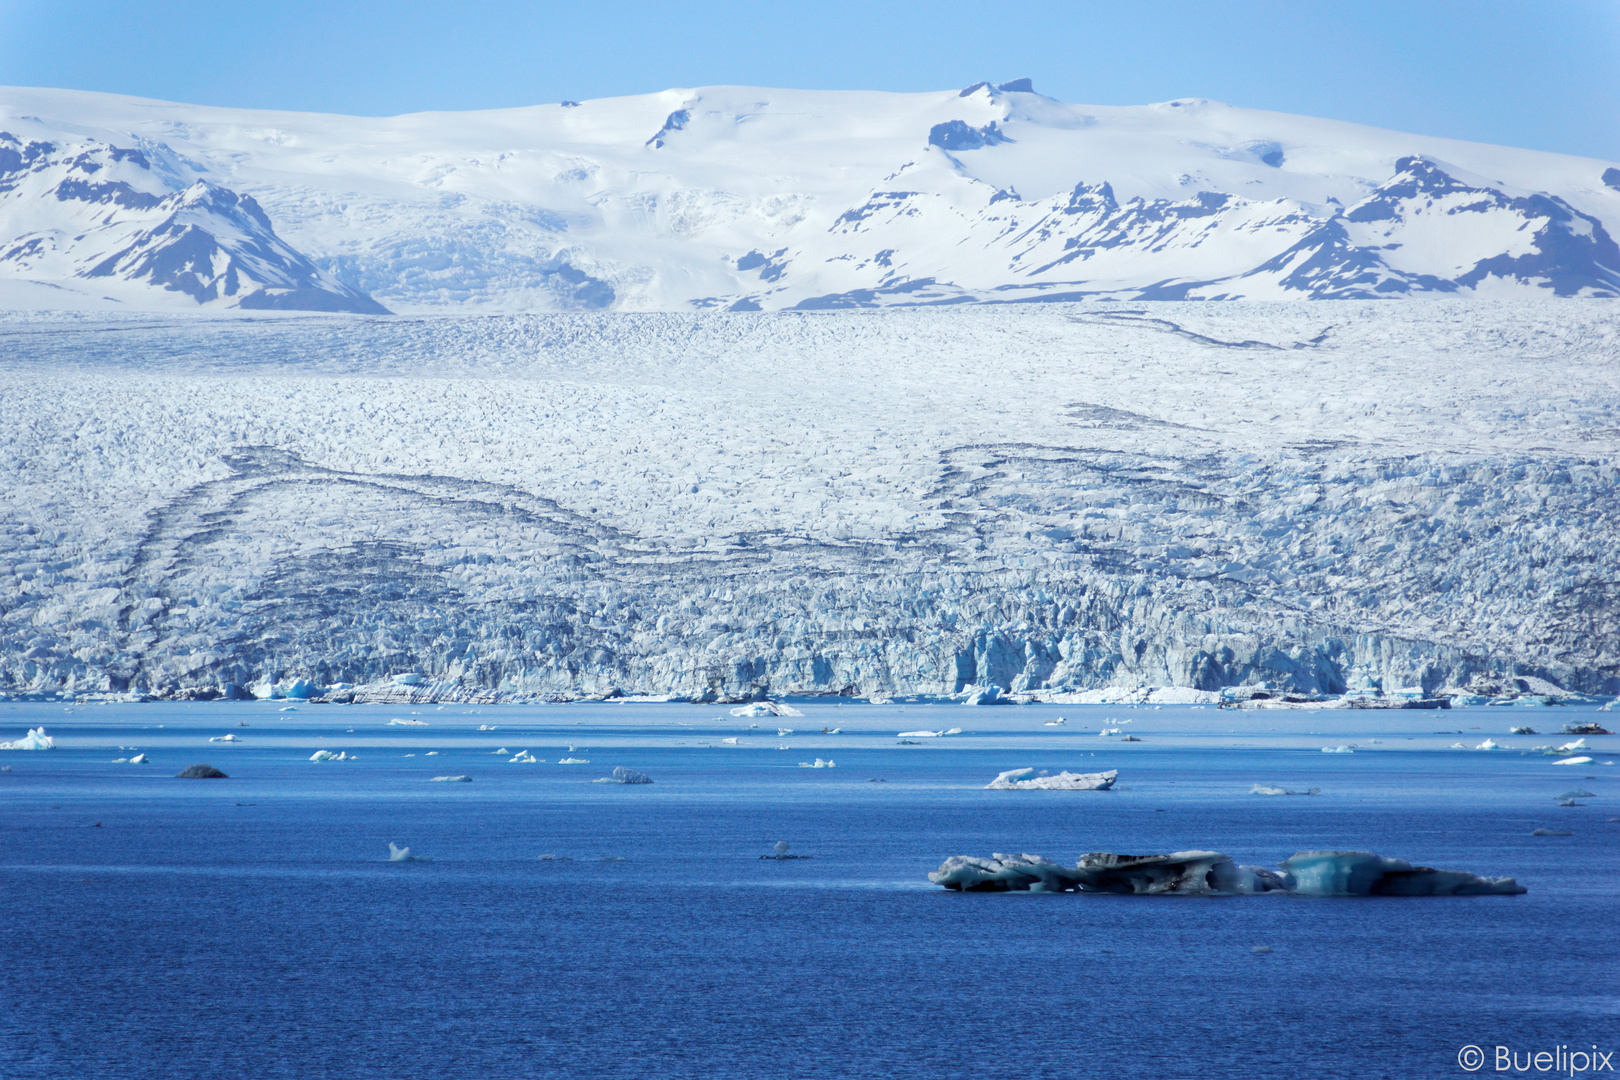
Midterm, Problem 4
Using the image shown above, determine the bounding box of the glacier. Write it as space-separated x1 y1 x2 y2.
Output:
0 301 1617 701
1 82 1618 313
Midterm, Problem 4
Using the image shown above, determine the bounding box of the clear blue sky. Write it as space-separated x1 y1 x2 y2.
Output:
2 0 1616 160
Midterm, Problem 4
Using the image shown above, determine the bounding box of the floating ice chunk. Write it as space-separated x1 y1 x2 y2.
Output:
1475 739 1505 750
509 751 538 763
309 750 354 761
1099 728 1122 737
730 701 803 718
987 768 1117 791
536 854 572 861
1510 726 1537 735
1532 828 1572 837
593 766 652 784
1557 799 1581 807
1045 717 1066 726
1558 790 1596 799
557 757 589 764
1322 745 1355 754
798 758 836 768
424 751 438 756
477 725 498 730
899 729 959 738
1553 756 1594 765
820 727 841 734
777 728 794 736
1279 851 1525 895
208 734 238 743
928 853 1087 893
130 753 147 764
387 842 430 862
1557 739 1589 752
1252 946 1274 955
721 737 738 745
493 748 509 755
388 719 429 726
1250 784 1320 796
429 775 472 782
0 728 55 750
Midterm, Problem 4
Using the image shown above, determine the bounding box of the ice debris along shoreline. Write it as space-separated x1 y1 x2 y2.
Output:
928 850 1526 895
0 727 55 750
986 768 1117 791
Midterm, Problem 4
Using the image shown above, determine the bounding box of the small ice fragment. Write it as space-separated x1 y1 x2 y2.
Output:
1531 828 1572 837
536 854 572 861
1510 726 1536 735
1476 739 1502 751
310 750 354 761
388 842 431 862
1045 717 1066 726
1251 946 1274 955
429 775 472 782
1553 756 1594 766
1558 790 1596 799
777 728 794 736
775 841 791 856
279 706 297 712
1557 739 1589 753
425 751 438 756
130 753 148 764
721 737 738 745
599 857 626 862
0 728 55 750
388 719 429 726
557 757 589 764
1099 728 1121 737
509 751 537 763
208 734 238 743
1322 745 1355 754
493 748 509 755
797 758 836 768
1250 784 1320 796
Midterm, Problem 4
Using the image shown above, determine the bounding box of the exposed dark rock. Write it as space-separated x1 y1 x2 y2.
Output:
176 764 228 778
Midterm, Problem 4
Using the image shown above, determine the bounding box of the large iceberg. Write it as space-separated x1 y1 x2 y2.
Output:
986 768 1117 791
0 727 54 750
929 849 1524 895
593 766 653 784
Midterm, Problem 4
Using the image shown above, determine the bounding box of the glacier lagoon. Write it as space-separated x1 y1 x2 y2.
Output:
1 699 1616 1079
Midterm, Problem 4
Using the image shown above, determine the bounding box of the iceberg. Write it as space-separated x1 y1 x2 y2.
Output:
0 727 54 750
1250 784 1321 796
388 718 429 726
1553 756 1594 765
1321 745 1355 754
777 728 794 736
387 842 431 862
429 775 472 782
1279 851 1525 896
309 750 354 761
509 751 539 763
986 768 1117 791
1044 717 1066 726
730 701 803 718
208 734 238 743
929 849 1525 895
1475 739 1504 750
557 757 589 764
129 753 147 764
593 766 652 784
899 728 960 738
797 758 836 768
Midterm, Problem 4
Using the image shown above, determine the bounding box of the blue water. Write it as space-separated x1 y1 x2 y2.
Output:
2 701 1617 1079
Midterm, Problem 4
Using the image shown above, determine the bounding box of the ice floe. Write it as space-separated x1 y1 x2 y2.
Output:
930 848 1525 895
387 842 431 862
0 727 54 750
986 768 1117 791
593 766 652 784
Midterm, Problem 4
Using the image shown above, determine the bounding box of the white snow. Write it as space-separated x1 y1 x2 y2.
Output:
986 767 1117 790
0 727 54 750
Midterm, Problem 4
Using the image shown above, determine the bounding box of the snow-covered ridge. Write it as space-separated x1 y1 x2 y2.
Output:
2 302 1616 699
1 82 1618 312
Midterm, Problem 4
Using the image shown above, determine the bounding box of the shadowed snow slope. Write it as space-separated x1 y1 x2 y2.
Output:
1 84 1618 312
1 302 1616 699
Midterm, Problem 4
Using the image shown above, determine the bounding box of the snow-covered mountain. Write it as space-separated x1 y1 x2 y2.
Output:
0 132 386 313
2 82 1618 312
